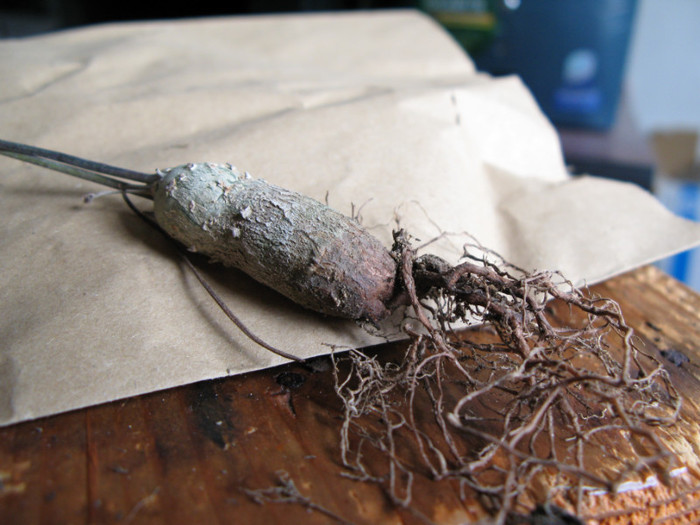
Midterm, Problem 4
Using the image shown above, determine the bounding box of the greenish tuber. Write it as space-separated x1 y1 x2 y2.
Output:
153 163 396 322
0 139 398 325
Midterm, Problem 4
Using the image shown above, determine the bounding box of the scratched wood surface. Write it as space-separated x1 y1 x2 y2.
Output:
1 265 699 524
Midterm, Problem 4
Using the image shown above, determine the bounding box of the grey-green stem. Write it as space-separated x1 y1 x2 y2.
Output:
0 139 158 198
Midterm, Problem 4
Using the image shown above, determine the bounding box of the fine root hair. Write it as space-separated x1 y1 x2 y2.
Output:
332 231 681 523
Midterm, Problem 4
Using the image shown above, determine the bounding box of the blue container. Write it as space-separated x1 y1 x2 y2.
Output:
424 0 638 129
655 176 700 291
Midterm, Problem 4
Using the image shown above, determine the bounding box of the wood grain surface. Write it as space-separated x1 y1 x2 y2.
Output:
1 266 699 524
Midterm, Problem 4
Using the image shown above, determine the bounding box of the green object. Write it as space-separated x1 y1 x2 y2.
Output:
423 0 639 129
420 0 498 54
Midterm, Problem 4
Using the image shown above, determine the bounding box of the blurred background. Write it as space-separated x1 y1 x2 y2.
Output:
1 0 699 285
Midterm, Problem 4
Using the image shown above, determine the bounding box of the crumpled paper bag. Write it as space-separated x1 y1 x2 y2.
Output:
2 10 699 427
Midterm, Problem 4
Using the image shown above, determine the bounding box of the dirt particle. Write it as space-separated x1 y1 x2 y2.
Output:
661 348 690 367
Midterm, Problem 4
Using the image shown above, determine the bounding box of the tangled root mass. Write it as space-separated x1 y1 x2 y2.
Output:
332 231 681 523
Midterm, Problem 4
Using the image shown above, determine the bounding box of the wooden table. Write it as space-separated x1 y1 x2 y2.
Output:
2 266 699 524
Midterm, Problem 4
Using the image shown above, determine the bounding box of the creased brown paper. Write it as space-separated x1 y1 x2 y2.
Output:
2 10 700 427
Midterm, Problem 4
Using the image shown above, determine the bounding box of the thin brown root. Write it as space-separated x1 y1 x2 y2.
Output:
333 230 682 522
122 192 306 364
243 470 356 525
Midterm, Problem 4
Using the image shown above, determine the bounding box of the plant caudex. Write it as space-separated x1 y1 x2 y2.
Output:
152 163 397 323
0 140 397 324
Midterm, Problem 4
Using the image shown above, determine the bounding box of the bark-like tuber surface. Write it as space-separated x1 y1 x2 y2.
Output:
152 163 397 323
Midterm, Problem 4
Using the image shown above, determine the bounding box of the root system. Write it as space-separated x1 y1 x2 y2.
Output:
331 231 682 523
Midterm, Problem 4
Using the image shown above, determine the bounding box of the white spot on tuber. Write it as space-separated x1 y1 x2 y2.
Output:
231 227 241 238
202 218 218 232
240 206 252 219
